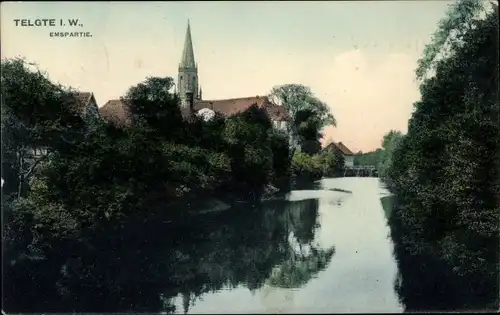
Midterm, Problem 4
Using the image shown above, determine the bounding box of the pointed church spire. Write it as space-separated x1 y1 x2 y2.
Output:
180 20 196 69
198 85 203 100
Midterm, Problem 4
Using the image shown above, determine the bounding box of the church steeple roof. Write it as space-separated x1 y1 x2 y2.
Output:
180 20 196 69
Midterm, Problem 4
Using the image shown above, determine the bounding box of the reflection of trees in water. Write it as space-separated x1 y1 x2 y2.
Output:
286 198 320 245
177 198 335 313
3 197 335 314
382 196 499 312
380 196 393 221
267 198 335 289
266 246 335 289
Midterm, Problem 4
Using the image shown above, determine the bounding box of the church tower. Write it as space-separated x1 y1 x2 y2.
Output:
178 20 201 108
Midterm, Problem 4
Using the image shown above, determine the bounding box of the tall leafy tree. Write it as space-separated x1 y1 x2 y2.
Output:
222 105 274 196
415 0 492 80
385 0 499 298
378 130 404 179
1 58 88 198
123 76 184 140
269 84 336 154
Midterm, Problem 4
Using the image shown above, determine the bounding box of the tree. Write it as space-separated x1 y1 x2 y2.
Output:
385 1 499 300
269 84 336 127
269 84 313 119
378 130 404 179
315 150 344 177
381 130 404 150
354 149 383 166
123 76 184 140
2 62 296 314
332 148 345 175
268 128 292 180
1 58 89 198
269 84 336 154
415 0 490 80
222 105 274 196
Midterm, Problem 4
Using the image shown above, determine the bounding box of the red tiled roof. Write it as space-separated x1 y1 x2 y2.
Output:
337 142 354 155
99 98 197 127
324 141 354 156
99 95 292 127
194 96 291 121
99 99 133 127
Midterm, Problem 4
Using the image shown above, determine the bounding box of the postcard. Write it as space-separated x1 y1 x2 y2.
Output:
2 1 498 314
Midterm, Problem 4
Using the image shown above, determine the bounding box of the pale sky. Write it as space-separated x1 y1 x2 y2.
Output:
1 1 454 152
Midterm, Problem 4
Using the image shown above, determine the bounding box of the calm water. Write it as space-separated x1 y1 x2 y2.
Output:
172 177 403 313
5 177 496 313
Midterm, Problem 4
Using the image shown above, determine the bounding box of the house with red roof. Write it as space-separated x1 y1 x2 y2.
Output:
323 141 355 167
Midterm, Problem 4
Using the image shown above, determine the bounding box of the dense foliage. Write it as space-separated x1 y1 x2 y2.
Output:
382 2 499 310
1 57 293 263
269 84 336 155
353 149 383 166
0 56 343 313
290 149 344 179
353 130 404 179
377 130 405 179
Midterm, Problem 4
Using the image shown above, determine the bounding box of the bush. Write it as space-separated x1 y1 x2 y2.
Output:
2 61 293 260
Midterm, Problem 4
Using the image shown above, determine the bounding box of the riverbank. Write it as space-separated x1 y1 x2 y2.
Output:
3 177 402 313
6 177 496 313
376 4 499 312
383 193 499 312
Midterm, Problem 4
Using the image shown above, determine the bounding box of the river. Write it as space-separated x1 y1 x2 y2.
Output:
169 177 402 314
4 177 496 313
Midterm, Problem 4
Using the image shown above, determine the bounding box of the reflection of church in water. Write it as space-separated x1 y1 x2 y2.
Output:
176 21 292 135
